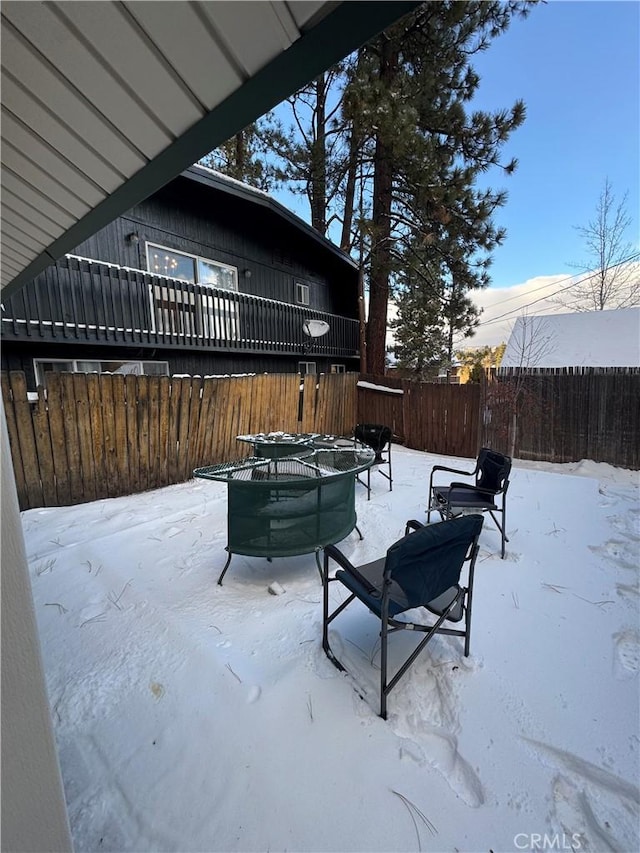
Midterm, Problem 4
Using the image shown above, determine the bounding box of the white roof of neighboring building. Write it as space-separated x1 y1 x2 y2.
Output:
501 308 640 368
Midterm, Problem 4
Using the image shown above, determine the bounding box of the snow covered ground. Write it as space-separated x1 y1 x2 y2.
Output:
23 445 639 853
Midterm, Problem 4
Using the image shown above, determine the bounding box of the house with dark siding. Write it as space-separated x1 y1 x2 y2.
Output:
1 165 361 389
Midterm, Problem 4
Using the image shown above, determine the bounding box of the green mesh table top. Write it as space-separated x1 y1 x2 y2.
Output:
194 445 375 484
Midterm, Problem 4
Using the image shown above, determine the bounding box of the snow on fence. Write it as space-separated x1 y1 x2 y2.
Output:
3 369 637 510
1 371 358 510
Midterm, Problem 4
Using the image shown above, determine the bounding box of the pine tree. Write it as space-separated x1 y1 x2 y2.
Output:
199 122 284 192
390 256 448 379
361 0 535 374
257 65 349 236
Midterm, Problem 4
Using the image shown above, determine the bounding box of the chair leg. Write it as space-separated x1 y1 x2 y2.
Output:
488 509 508 559
464 589 472 657
355 470 371 500
217 550 233 585
314 548 324 582
322 554 350 672
380 613 389 720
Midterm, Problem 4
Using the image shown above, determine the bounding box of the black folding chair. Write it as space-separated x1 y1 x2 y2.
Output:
322 515 483 719
427 448 511 558
353 423 392 500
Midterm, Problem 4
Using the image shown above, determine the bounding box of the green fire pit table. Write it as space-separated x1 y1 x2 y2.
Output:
194 446 375 585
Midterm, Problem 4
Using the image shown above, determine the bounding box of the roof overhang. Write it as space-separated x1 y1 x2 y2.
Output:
1 0 420 298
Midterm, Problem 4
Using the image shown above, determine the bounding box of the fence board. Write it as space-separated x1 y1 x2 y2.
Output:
300 374 316 433
177 377 193 483
45 374 72 505
125 375 141 495
158 376 171 486
32 384 57 507
167 377 182 484
60 373 85 505
2 373 29 509
148 376 161 490
186 376 203 478
136 376 150 493
100 376 120 498
193 377 215 467
113 375 130 496
73 373 98 502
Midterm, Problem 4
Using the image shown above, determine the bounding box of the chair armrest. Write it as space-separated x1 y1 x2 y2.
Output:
323 543 356 574
430 463 475 477
324 544 381 596
404 519 425 535
428 463 476 501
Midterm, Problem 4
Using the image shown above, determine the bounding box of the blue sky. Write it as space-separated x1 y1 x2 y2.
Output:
469 0 639 289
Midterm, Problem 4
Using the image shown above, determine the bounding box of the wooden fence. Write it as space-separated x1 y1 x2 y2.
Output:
3 369 638 511
1 370 358 510
357 375 481 459
482 373 640 469
357 372 639 468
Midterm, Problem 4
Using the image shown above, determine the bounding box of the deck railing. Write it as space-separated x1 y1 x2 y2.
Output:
1 255 359 357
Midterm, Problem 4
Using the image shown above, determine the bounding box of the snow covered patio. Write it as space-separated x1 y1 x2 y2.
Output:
23 445 639 852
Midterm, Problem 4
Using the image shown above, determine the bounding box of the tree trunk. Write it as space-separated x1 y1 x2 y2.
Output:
340 125 359 252
310 74 327 234
358 265 367 374
366 38 398 376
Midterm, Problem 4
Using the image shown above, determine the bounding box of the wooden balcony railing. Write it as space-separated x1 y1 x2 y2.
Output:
1 255 360 358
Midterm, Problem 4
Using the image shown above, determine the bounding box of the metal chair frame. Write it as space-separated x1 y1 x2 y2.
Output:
322 515 483 719
353 423 393 500
427 448 511 558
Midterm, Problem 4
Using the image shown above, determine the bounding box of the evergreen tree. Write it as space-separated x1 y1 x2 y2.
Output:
389 258 448 379
199 122 284 192
201 2 538 378
360 0 535 374
455 343 506 382
258 65 349 236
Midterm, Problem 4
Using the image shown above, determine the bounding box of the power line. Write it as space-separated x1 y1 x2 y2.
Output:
476 251 640 329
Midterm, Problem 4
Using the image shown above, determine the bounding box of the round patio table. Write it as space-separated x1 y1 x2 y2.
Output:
193 444 375 585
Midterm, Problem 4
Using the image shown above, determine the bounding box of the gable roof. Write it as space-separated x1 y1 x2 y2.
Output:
183 165 357 270
501 308 640 369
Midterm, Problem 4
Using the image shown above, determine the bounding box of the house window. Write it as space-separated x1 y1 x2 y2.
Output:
197 258 237 291
146 243 239 340
296 282 310 305
33 360 75 386
330 364 346 373
298 361 316 376
146 243 238 291
33 359 169 387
